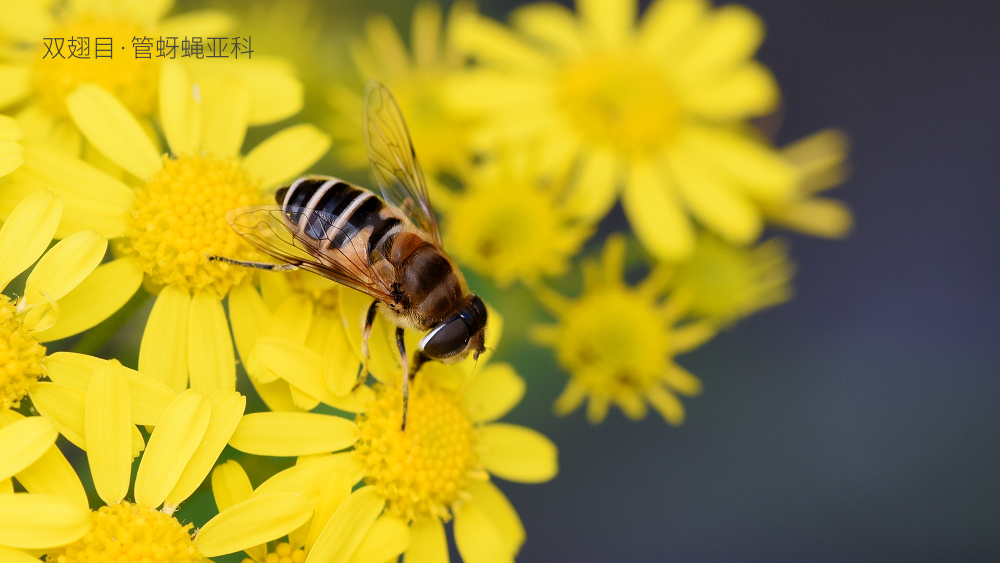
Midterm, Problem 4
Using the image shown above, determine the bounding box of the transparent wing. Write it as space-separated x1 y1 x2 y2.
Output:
227 205 395 302
362 80 442 245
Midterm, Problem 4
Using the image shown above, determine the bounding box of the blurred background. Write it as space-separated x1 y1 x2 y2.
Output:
148 0 1000 560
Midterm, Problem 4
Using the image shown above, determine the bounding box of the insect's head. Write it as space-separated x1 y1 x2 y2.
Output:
418 295 488 361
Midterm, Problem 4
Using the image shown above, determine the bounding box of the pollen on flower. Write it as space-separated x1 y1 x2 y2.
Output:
354 381 480 522
123 154 264 296
557 56 680 154
0 295 46 410
444 169 591 287
46 501 200 563
31 17 159 119
244 541 306 563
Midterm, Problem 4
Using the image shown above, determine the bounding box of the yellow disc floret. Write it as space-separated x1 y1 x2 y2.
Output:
31 17 159 119
124 154 263 296
0 295 46 410
558 55 680 155
354 381 479 522
46 501 200 563
243 541 306 563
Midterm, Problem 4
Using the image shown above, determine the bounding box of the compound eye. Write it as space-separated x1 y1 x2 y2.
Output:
420 318 471 359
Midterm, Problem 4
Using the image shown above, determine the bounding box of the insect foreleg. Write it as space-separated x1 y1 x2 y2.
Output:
207 255 298 272
396 327 410 432
354 300 380 391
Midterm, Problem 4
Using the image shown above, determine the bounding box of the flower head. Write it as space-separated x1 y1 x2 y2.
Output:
532 234 716 423
449 0 800 260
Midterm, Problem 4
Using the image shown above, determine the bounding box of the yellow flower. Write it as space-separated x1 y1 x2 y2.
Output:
670 232 794 326
449 0 800 260
0 62 330 395
0 412 90 560
532 234 716 424
327 1 478 179
763 128 853 238
440 151 594 287
34 357 313 562
0 116 24 178
211 459 409 563
0 190 134 411
227 270 373 414
0 0 303 154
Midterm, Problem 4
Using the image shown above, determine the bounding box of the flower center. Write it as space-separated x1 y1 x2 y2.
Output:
557 54 679 154
354 381 478 522
46 501 200 563
244 541 305 563
123 154 264 296
30 17 159 119
556 288 671 394
0 295 46 411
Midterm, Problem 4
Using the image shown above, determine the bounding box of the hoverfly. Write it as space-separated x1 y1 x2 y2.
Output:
211 81 487 430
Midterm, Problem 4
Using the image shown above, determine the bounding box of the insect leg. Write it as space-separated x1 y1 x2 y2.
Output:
353 300 380 390
396 327 410 431
207 255 298 272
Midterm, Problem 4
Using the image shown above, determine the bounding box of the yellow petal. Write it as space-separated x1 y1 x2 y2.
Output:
167 391 247 506
684 125 797 201
638 0 707 57
0 115 21 142
134 389 212 509
511 3 585 55
196 492 313 558
563 148 618 221
188 291 236 394
14 442 88 509
85 360 133 505
28 383 87 450
578 0 636 47
159 60 201 156
646 385 685 425
347 515 410 563
211 459 253 511
241 124 331 189
671 5 764 85
0 65 31 108
158 10 233 39
304 470 353 553
23 230 106 309
0 142 134 239
139 285 191 392
35 257 144 343
339 286 399 384
187 58 303 125
765 197 853 239
454 500 513 563
465 363 525 423
226 283 269 366
201 78 249 158
305 486 384 563
66 84 162 179
0 417 58 482
621 158 695 261
0 544 55 563
681 62 778 120
411 2 442 67
362 15 409 79
322 311 361 397
478 423 558 484
0 189 60 291
0 140 23 177
406 517 448 563
451 15 552 73
467 480 525 555
253 453 363 499
229 412 358 456
0 493 90 549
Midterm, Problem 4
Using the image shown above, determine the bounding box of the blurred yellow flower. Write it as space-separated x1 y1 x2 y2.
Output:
327 1 478 180
0 190 135 411
0 116 24 177
763 128 853 238
450 0 800 260
1 63 330 395
440 151 594 288
0 0 303 154
532 234 716 424
671 232 794 326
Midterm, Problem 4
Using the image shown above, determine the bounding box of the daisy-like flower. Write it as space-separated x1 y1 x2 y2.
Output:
228 270 373 414
0 0 303 154
0 412 90 560
762 128 853 238
327 1 478 180
320 291 558 563
531 234 716 424
35 357 315 562
0 189 138 412
439 150 594 288
1 62 330 395
449 0 800 260
670 232 794 326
